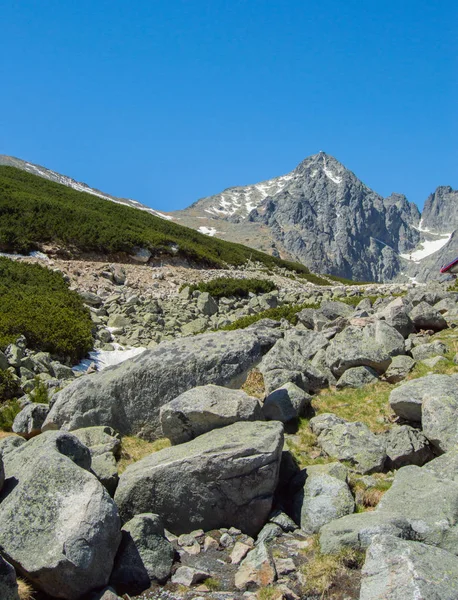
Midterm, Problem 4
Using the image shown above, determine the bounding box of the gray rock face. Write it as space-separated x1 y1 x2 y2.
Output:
197 292 218 316
389 373 458 424
260 330 329 374
360 534 458 600
292 473 354 533
336 366 378 389
309 413 347 436
0 431 121 599
411 340 447 360
43 329 276 439
410 301 448 332
110 513 174 594
0 556 19 600
262 382 312 423
160 384 263 444
422 390 458 452
12 403 50 438
325 321 405 376
376 297 414 338
317 421 386 474
115 421 284 536
422 185 458 232
71 426 121 458
383 425 433 469
319 301 353 320
383 354 415 383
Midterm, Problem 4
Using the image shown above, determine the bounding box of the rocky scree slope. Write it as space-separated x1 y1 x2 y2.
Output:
2 278 458 599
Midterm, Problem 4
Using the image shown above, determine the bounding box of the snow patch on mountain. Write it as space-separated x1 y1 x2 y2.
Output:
198 226 218 236
400 234 452 262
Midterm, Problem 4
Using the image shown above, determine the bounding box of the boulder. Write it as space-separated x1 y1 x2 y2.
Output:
262 382 312 423
410 301 448 332
259 330 329 374
319 301 353 321
0 556 19 600
309 413 347 436
0 431 121 599
422 389 458 452
115 421 283 537
197 292 218 316
11 403 50 438
383 425 433 469
109 513 174 594
0 436 25 458
320 511 413 554
160 384 263 444
376 297 414 338
325 321 405 376
335 366 378 389
360 535 458 600
383 355 415 383
43 329 277 439
292 473 354 533
91 452 119 496
316 421 386 474
71 426 121 458
411 340 447 361
389 374 458 422
424 448 458 482
171 566 209 586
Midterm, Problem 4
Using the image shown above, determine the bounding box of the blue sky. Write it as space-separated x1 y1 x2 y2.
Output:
1 0 456 211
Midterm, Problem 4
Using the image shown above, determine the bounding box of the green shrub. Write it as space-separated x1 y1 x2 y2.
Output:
186 277 277 298
0 370 20 402
30 377 50 404
325 274 372 285
0 399 21 431
0 258 93 363
220 302 320 331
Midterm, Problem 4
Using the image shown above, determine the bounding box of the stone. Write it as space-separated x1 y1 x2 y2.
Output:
335 366 378 389
269 510 297 532
181 317 208 336
274 558 296 576
423 447 458 481
91 452 119 496
204 536 219 551
376 297 414 338
319 301 353 320
317 421 386 474
160 384 263 444
383 355 415 383
234 542 276 590
411 340 447 360
110 513 174 594
309 413 348 436
89 587 121 600
303 461 349 482
389 374 458 423
422 388 458 452
325 321 405 376
292 474 354 534
43 329 276 439
260 330 329 374
115 421 283 537
262 382 312 422
80 291 103 307
0 350 9 370
256 523 283 545
0 435 25 458
383 425 433 469
230 542 252 564
0 556 19 600
49 361 75 380
197 292 218 316
71 426 121 458
422 356 448 368
12 402 49 438
410 301 448 332
0 431 121 599
171 566 209 587
319 511 413 554
360 535 458 600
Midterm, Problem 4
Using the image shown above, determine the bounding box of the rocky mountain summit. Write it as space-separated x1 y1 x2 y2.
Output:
2 254 458 599
173 153 457 284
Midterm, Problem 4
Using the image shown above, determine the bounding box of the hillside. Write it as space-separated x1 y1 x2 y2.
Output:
0 165 314 277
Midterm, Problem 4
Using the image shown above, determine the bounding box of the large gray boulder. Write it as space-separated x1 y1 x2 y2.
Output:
319 301 353 321
410 301 448 332
325 321 405 376
115 421 283 537
423 447 458 482
383 355 415 383
0 431 121 599
411 340 447 361
309 413 348 436
360 535 458 600
259 330 329 375
0 556 19 600
316 421 386 474
43 328 278 439
262 382 312 423
335 366 378 389
383 425 433 469
376 297 414 338
292 473 354 533
160 384 263 444
109 513 174 594
12 403 50 439
389 374 458 423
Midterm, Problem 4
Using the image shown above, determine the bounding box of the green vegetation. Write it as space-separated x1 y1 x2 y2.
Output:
186 277 277 298
0 258 93 363
118 436 171 473
203 578 221 592
0 166 313 274
30 378 50 404
219 301 320 331
0 399 21 431
325 273 372 286
0 369 20 400
297 272 334 286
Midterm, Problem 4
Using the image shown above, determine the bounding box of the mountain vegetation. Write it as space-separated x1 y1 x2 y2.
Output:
0 257 93 362
0 166 313 275
186 277 277 298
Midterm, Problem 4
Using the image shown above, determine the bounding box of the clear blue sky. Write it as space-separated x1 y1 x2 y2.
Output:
1 0 456 211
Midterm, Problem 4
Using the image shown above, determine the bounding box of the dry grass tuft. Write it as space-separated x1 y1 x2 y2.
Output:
118 436 171 473
18 579 34 600
242 369 265 399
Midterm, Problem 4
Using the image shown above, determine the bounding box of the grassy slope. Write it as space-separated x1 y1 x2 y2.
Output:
0 166 313 274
